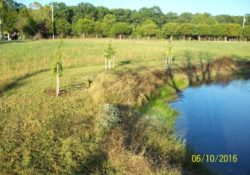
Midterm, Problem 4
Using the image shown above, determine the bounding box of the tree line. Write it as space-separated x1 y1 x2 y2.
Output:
0 0 250 41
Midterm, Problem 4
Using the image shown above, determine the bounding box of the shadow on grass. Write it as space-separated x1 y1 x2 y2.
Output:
0 40 29 45
0 68 49 96
119 60 132 66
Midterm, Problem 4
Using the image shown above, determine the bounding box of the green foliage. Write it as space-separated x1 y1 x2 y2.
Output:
73 18 95 36
104 43 115 60
179 23 195 36
0 1 248 40
196 24 212 36
101 14 116 37
136 19 158 38
226 24 242 37
28 2 52 36
110 22 132 37
55 18 71 37
243 26 250 38
51 41 63 76
94 21 103 36
192 13 218 25
162 22 179 38
210 24 227 37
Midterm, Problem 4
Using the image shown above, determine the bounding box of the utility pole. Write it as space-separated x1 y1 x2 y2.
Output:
243 15 246 29
51 3 54 39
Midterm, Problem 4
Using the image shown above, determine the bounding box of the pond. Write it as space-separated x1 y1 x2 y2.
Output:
171 79 250 175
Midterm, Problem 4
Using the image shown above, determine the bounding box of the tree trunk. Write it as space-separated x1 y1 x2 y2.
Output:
82 33 85 38
56 65 60 97
95 33 98 38
183 36 186 40
119 34 122 40
224 36 227 42
198 35 201 41
170 35 173 42
189 36 191 41
7 33 10 41
0 18 3 40
147 36 150 40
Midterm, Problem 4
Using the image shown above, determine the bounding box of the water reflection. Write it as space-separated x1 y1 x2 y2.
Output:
171 79 250 175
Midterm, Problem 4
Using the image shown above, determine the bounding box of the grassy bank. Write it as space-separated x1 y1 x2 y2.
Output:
0 39 250 174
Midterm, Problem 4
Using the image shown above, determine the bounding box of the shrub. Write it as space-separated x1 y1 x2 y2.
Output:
97 104 120 135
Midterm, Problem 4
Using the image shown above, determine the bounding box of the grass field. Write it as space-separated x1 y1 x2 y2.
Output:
1 39 250 91
0 39 250 174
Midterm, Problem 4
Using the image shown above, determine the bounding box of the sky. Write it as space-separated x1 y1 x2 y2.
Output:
18 0 250 16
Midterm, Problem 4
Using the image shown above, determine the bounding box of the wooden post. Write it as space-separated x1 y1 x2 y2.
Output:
109 59 111 70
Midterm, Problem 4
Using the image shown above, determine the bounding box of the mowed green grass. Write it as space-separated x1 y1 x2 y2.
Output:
1 39 250 91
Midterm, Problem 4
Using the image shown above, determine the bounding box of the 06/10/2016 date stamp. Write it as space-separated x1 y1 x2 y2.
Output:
191 154 238 163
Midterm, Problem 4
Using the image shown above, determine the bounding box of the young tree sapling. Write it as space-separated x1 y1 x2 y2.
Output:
104 43 116 70
166 45 173 66
51 40 63 96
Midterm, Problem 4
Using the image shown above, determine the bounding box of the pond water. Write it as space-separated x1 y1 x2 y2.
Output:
171 79 250 175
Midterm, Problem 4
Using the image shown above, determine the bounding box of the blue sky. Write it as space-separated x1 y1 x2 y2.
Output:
18 0 250 16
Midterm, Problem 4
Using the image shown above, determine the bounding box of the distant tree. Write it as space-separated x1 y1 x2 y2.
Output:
179 23 194 40
111 8 132 23
94 21 103 38
138 6 165 26
51 41 63 96
15 7 34 39
55 18 71 37
53 2 74 23
195 25 211 41
73 18 95 37
162 23 179 41
130 11 143 25
104 43 115 70
136 19 158 39
192 13 218 25
215 15 233 23
177 12 193 23
1 1 249 41
231 16 243 25
73 2 96 22
165 12 178 23
210 24 227 41
225 24 242 40
243 26 250 40
101 14 116 37
110 22 131 39
28 2 52 37
0 0 18 39
96 6 109 20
